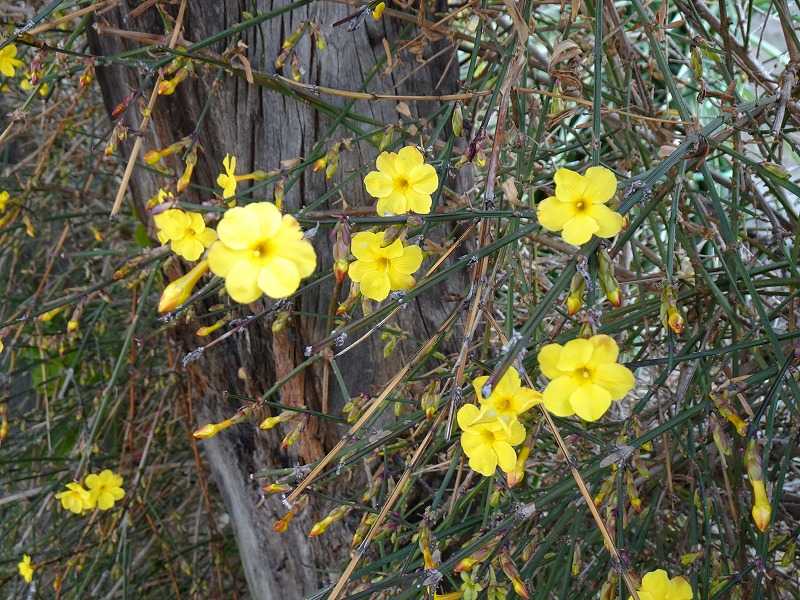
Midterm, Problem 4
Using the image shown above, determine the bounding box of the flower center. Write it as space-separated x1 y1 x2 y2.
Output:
375 256 390 270
580 367 592 379
494 396 512 412
251 240 275 260
480 429 496 444
395 176 410 191
575 200 587 212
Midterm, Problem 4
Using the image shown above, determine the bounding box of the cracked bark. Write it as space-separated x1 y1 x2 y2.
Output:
89 2 464 597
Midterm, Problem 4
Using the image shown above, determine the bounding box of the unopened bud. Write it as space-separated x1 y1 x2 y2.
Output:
566 272 585 316
158 260 209 313
259 409 295 430
499 550 529 599
597 249 622 307
176 146 198 193
660 286 685 334
193 418 235 440
507 445 529 488
745 439 771 532
263 482 292 494
451 104 463 137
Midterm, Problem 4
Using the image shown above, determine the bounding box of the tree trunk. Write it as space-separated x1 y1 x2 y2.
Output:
89 2 463 597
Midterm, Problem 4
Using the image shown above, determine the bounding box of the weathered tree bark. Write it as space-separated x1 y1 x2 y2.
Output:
89 2 463 597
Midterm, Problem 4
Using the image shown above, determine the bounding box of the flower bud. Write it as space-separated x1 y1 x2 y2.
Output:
176 146 198 193
280 422 303 450
420 381 440 420
660 286 684 334
196 317 229 337
597 249 622 307
262 482 292 494
566 272 585 316
451 104 464 137
158 260 209 313
259 409 295 430
193 418 235 440
745 439 771 532
507 445 529 488
371 2 386 19
418 522 437 569
499 550 529 599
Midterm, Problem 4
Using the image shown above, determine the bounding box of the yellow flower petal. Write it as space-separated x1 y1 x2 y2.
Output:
391 245 423 274
410 164 438 194
396 146 424 170
554 168 586 203
364 171 394 197
405 188 433 214
468 450 498 477
542 376 578 417
587 334 619 366
494 441 517 473
208 241 246 277
537 196 575 231
375 151 398 176
387 269 415 291
198 227 218 247
640 570 670 596
347 259 369 282
360 270 391 301
224 259 262 303
172 237 205 261
379 238 405 260
562 215 599 245
249 202 283 239
668 576 694 600
557 338 594 371
472 375 490 404
569 383 611 421
593 363 635 400
460 429 483 454
537 343 565 379
376 192 408 216
217 206 263 250
508 420 526 446
457 403 482 430
351 231 382 260
583 166 617 203
257 257 301 298
587 203 624 238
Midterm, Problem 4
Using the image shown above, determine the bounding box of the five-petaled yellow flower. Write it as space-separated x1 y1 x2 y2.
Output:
457 403 526 477
537 334 635 422
217 154 238 199
85 469 125 510
208 202 316 303
154 208 217 261
364 146 438 216
630 569 693 600
537 166 623 246
0 44 24 77
17 554 34 584
471 368 541 431
348 230 423 301
56 482 91 514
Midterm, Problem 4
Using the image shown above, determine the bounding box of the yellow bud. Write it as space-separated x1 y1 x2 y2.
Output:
273 510 295 533
263 482 292 494
751 480 771 532
158 260 209 313
196 317 228 337
192 424 219 439
39 305 68 322
499 550 529 599
67 320 79 332
507 445 529 488
371 2 386 20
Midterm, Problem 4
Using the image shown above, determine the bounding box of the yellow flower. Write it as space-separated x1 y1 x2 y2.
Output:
457 403 525 476
471 368 541 429
208 202 317 303
85 469 125 510
348 230 423 301
364 146 438 216
537 166 623 246
0 190 9 212
371 1 386 19
55 482 92 514
537 334 635 422
17 554 34 584
630 569 693 600
217 154 238 199
154 208 217 261
0 44 24 77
